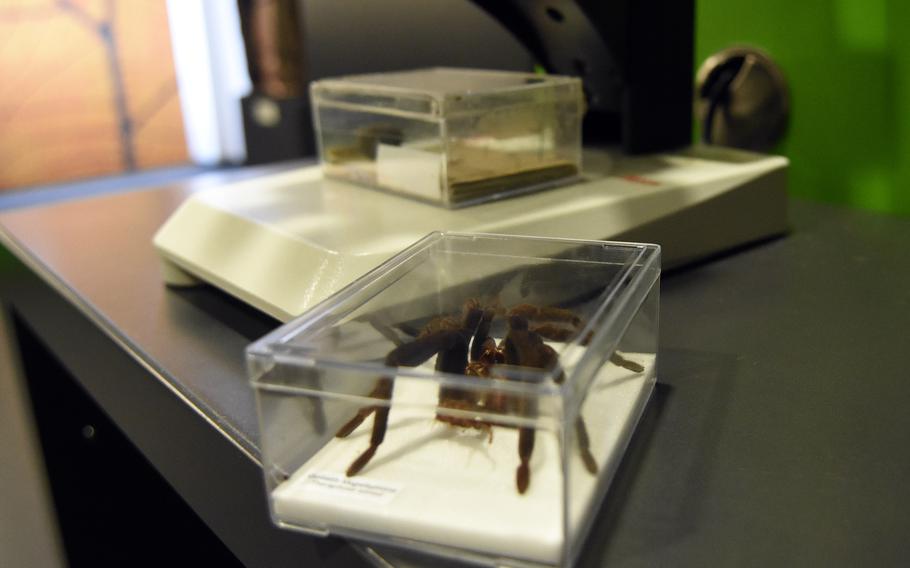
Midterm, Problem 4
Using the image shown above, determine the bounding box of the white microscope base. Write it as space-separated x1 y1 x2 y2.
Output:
154 147 787 321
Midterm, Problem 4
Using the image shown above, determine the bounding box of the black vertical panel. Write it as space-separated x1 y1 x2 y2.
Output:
471 0 695 153
619 0 695 153
14 315 244 568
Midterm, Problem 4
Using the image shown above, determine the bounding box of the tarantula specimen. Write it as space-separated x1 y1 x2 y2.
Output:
334 299 644 494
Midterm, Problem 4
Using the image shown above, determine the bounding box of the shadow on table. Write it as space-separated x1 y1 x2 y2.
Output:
168 282 281 341
577 347 738 567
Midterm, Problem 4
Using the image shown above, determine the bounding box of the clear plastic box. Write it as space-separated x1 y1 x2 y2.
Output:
310 68 584 208
248 233 660 567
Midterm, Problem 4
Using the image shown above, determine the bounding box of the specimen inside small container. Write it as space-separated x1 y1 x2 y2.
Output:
312 68 584 207
333 298 643 495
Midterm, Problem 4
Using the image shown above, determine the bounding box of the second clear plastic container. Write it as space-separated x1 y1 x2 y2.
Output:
311 68 584 208
248 232 660 567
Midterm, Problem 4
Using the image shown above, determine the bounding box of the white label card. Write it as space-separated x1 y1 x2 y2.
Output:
376 143 442 201
302 472 401 505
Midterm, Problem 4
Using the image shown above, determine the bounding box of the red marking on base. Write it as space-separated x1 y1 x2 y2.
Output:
621 174 661 186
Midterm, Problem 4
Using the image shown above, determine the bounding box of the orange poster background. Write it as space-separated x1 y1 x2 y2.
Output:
0 0 188 190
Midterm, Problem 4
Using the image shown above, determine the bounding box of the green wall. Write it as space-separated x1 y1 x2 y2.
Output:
697 0 910 215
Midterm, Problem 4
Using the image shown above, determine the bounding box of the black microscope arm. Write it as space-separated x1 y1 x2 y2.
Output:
471 0 694 153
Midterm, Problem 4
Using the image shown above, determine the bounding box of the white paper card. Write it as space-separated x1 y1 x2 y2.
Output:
272 352 657 564
301 472 401 505
376 144 442 201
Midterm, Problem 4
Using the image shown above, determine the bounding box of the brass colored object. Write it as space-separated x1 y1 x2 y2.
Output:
238 0 304 98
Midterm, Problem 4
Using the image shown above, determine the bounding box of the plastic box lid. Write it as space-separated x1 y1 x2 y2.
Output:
311 67 582 117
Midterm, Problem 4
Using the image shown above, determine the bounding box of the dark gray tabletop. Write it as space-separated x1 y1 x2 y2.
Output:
1 169 909 567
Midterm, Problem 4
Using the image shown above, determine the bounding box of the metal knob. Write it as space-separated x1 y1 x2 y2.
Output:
696 46 789 152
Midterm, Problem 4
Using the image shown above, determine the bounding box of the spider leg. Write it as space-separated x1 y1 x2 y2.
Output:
502 315 544 494
575 416 598 474
346 377 393 476
341 329 460 476
333 348 415 440
508 304 581 327
610 351 645 373
335 400 378 438
517 425 535 494
511 302 587 346
335 340 435 438
544 342 598 475
529 323 576 342
504 309 608 484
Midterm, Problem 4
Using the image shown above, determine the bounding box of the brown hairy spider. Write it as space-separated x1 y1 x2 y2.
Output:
335 299 644 494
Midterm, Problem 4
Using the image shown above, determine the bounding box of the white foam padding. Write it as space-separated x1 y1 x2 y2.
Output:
272 354 655 564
